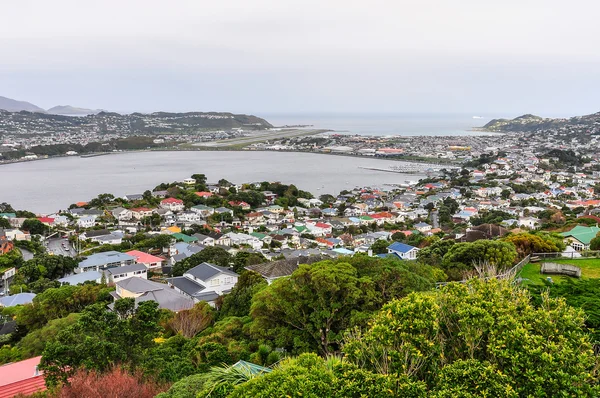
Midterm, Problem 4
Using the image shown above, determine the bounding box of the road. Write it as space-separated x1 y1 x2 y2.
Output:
20 248 34 261
431 210 440 229
46 237 76 257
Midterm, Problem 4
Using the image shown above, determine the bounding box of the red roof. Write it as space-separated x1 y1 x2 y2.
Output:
161 198 183 204
126 250 164 265
0 356 46 398
315 222 331 229
195 191 213 197
37 217 54 224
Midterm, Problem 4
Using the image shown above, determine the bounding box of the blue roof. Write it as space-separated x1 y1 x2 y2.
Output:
59 271 102 285
0 293 36 307
333 248 354 255
387 242 417 253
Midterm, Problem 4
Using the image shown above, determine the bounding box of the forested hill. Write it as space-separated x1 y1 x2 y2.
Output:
0 110 273 136
483 111 600 133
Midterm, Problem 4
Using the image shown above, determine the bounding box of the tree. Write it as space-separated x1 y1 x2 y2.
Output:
441 240 517 280
191 174 207 186
220 271 267 318
417 239 455 266
228 354 427 398
21 218 49 235
369 239 390 255
232 252 266 274
40 300 161 386
17 254 78 284
250 261 376 355
503 232 565 257
590 232 600 251
171 247 232 276
0 217 10 228
167 302 215 338
391 231 406 241
344 278 599 397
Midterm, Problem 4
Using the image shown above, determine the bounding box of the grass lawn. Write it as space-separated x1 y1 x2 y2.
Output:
518 258 600 285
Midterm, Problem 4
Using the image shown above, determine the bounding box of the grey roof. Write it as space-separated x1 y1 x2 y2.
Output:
113 277 195 312
95 233 123 243
78 251 135 268
111 207 129 215
58 270 102 285
167 276 206 296
81 209 104 216
193 234 213 241
124 194 144 200
83 229 112 238
193 291 220 302
185 262 238 281
116 277 164 294
106 263 147 275
0 293 36 307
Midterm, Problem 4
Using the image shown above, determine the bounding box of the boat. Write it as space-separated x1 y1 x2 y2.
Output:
472 116 484 119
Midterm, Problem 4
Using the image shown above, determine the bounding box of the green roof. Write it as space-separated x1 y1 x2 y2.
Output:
359 215 374 221
250 232 267 239
171 233 198 243
0 213 16 219
560 225 600 245
294 226 308 233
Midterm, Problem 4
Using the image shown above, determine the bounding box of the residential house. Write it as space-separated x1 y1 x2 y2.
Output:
131 207 155 220
192 234 215 246
0 236 14 254
160 198 185 212
77 216 97 229
123 194 144 201
518 216 541 230
1 229 30 241
261 191 278 205
112 277 194 312
214 207 234 216
191 205 215 218
77 251 136 273
560 225 600 251
387 242 419 260
245 256 324 284
105 263 148 283
126 250 164 270
111 207 133 221
414 222 432 234
167 262 239 305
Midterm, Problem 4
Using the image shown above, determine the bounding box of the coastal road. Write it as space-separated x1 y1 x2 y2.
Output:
47 238 75 257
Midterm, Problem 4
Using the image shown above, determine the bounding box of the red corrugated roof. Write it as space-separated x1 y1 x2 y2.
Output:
0 356 46 398
161 198 183 204
0 376 46 398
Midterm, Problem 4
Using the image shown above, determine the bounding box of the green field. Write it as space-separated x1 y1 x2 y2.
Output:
518 258 600 285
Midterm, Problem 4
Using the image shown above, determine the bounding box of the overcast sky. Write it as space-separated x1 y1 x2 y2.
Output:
1 0 599 116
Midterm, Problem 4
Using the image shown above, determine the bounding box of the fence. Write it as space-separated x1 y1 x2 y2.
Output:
530 250 600 261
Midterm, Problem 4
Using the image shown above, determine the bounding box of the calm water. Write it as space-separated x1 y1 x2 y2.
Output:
1 151 427 213
262 113 503 136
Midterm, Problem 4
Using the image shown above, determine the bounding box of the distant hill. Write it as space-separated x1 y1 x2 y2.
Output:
483 112 600 133
0 110 273 136
0 96 45 113
47 105 103 115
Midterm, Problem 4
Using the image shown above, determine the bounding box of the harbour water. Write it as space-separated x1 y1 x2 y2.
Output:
262 112 504 136
0 151 427 213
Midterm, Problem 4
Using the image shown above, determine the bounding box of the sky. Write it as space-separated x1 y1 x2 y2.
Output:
1 0 599 116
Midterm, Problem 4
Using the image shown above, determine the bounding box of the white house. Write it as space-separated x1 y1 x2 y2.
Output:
77 216 97 229
160 198 185 212
104 263 148 283
111 207 133 221
167 262 239 306
387 242 419 260
518 217 541 230
190 205 215 218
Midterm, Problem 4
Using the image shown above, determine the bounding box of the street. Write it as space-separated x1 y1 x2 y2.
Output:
46 237 76 257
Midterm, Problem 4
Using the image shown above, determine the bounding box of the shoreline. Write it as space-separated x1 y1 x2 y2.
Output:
0 147 462 168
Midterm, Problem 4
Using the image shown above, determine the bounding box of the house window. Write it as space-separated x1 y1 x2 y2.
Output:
210 279 220 287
